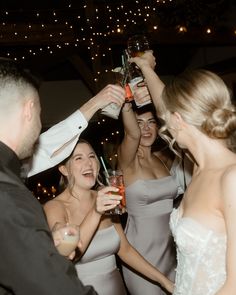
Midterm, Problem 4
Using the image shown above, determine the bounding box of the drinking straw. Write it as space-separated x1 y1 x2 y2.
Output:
100 156 110 185
121 54 125 67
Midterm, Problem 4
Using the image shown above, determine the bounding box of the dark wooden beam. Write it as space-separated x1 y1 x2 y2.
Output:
68 54 96 94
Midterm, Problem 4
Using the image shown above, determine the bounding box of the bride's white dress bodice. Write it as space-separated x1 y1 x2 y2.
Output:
170 208 227 295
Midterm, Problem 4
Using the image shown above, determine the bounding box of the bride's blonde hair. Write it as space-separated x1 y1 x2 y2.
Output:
159 69 236 152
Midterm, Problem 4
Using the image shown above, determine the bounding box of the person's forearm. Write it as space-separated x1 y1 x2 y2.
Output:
27 110 88 177
118 105 141 169
79 96 100 122
140 65 165 117
121 104 141 139
77 208 102 257
119 246 171 289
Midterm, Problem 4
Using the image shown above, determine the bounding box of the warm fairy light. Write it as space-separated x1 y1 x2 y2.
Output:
206 28 212 34
178 26 187 33
0 1 232 73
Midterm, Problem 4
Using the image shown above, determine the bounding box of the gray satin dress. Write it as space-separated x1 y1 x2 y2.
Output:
75 226 127 295
123 158 187 295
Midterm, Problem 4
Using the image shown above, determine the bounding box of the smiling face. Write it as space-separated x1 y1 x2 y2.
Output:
136 111 158 147
59 142 100 190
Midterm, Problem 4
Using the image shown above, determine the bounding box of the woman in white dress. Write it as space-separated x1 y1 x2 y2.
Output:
44 140 174 295
131 52 236 294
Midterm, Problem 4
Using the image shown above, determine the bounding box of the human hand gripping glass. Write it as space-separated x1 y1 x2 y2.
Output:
126 36 153 107
103 169 126 215
101 70 125 119
96 185 122 215
52 222 80 257
129 50 156 71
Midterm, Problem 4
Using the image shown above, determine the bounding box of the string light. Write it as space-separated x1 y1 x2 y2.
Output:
33 183 58 202
206 28 212 34
178 26 187 33
0 0 231 66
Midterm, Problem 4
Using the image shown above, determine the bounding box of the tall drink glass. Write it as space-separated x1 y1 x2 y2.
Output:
105 170 126 215
52 222 80 256
127 34 150 57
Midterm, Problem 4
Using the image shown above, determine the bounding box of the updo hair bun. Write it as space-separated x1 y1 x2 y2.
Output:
202 107 236 139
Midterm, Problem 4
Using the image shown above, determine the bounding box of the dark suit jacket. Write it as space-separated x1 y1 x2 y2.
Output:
0 142 97 295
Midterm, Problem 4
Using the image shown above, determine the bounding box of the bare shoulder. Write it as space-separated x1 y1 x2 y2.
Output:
221 163 236 202
44 196 66 211
222 163 236 179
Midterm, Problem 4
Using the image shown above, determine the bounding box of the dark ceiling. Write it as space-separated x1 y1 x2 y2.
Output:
0 0 235 94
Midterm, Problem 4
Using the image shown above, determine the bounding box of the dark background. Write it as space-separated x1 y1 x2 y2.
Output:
1 0 235 201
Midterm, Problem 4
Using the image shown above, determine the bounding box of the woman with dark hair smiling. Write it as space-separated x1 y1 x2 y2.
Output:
118 100 192 295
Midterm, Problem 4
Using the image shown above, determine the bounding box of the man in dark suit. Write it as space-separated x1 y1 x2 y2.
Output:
0 58 97 295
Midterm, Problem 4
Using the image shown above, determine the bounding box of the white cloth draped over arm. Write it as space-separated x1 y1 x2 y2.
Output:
26 110 88 177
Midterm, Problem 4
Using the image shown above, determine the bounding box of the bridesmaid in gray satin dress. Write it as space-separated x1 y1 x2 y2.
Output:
44 140 174 295
75 225 127 295
123 160 185 295
118 103 192 295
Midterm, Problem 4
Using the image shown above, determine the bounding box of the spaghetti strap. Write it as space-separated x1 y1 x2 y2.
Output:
155 154 171 174
64 207 70 223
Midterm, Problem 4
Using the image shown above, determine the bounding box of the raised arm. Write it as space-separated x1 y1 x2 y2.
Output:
117 103 141 170
130 51 165 118
26 84 125 177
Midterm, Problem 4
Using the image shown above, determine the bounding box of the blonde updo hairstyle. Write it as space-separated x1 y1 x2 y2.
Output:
160 69 236 151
